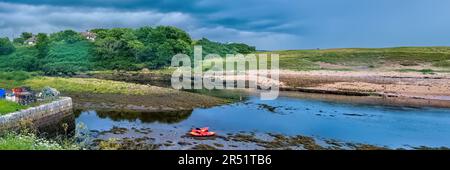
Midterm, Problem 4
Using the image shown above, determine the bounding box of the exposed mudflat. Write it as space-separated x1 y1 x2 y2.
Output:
75 69 450 107
67 92 228 112
75 93 450 150
86 126 392 150
279 70 450 106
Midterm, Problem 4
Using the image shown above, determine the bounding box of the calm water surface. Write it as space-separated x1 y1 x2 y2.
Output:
76 94 450 148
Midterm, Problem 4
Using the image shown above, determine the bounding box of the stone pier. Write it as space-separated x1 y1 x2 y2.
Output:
0 97 75 136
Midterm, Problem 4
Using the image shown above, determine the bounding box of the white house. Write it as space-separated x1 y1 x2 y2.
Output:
81 31 97 41
24 36 37 46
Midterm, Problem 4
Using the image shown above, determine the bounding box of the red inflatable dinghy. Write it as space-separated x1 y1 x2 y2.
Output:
190 127 215 137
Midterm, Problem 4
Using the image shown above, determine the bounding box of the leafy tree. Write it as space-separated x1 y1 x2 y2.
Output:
92 26 194 69
13 37 25 45
21 32 33 40
12 32 34 45
0 37 15 55
0 26 256 72
135 26 154 44
194 38 256 57
92 28 138 69
50 30 83 44
41 41 93 75
36 33 50 58
0 46 38 71
228 43 256 54
90 28 108 39
135 26 193 68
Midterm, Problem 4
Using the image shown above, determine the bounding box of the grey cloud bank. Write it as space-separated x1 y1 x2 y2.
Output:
1 0 450 50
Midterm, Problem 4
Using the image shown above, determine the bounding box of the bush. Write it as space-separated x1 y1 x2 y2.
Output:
0 37 15 55
433 60 450 68
0 71 31 81
0 132 79 150
0 26 256 72
194 38 255 57
49 30 83 44
0 46 38 72
42 41 93 75
228 43 256 54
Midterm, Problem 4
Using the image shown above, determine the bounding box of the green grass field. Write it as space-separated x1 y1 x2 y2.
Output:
0 100 29 115
0 133 79 150
0 71 34 89
23 76 174 95
264 47 450 71
199 47 450 72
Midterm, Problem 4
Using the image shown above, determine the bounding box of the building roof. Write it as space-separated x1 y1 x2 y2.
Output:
81 31 96 38
24 36 37 43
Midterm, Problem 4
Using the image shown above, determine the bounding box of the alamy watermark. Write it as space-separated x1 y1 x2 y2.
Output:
171 46 280 100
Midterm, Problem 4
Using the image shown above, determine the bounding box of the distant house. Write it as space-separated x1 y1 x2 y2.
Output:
81 31 96 41
24 36 37 46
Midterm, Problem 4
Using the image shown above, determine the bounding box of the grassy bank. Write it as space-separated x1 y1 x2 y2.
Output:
22 76 228 111
0 71 34 89
263 47 450 71
0 100 29 115
199 47 450 72
1 71 229 111
1 71 178 96
0 133 79 150
24 77 175 95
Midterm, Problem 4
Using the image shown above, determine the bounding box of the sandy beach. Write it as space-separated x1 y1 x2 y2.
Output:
278 70 450 102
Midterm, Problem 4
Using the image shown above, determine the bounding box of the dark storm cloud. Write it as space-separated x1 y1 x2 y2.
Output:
0 0 300 33
0 2 195 33
0 0 302 50
1 0 450 50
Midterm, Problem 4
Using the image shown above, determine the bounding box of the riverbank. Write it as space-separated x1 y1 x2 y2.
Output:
85 123 449 150
23 77 229 112
279 70 450 103
87 127 391 150
77 68 450 108
76 92 450 150
0 132 79 150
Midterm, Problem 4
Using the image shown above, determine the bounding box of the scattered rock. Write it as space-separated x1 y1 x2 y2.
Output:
191 144 218 150
213 143 224 147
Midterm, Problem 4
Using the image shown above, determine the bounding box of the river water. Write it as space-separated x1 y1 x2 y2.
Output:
75 92 450 149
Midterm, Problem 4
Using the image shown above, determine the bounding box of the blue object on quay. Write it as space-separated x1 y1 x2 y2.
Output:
0 89 5 98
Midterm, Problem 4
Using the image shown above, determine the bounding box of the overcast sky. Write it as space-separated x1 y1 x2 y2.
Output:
1 0 450 50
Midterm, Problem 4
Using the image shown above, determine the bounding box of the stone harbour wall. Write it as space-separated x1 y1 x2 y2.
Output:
0 97 74 134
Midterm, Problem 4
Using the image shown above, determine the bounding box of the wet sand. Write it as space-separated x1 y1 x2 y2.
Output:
86 126 392 150
194 69 450 107
79 69 450 108
67 92 228 112
278 70 450 106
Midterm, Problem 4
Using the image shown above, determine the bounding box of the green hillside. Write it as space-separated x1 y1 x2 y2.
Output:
0 26 256 75
0 46 38 72
42 41 93 75
266 47 450 71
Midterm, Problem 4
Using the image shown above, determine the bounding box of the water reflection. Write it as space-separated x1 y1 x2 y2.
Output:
75 110 192 124
75 92 450 148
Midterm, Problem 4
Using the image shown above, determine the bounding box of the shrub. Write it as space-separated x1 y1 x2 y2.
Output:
0 132 80 150
0 37 15 55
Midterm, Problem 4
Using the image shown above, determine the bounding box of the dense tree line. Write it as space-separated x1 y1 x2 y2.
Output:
91 26 194 70
0 26 256 75
0 38 15 55
194 38 256 57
